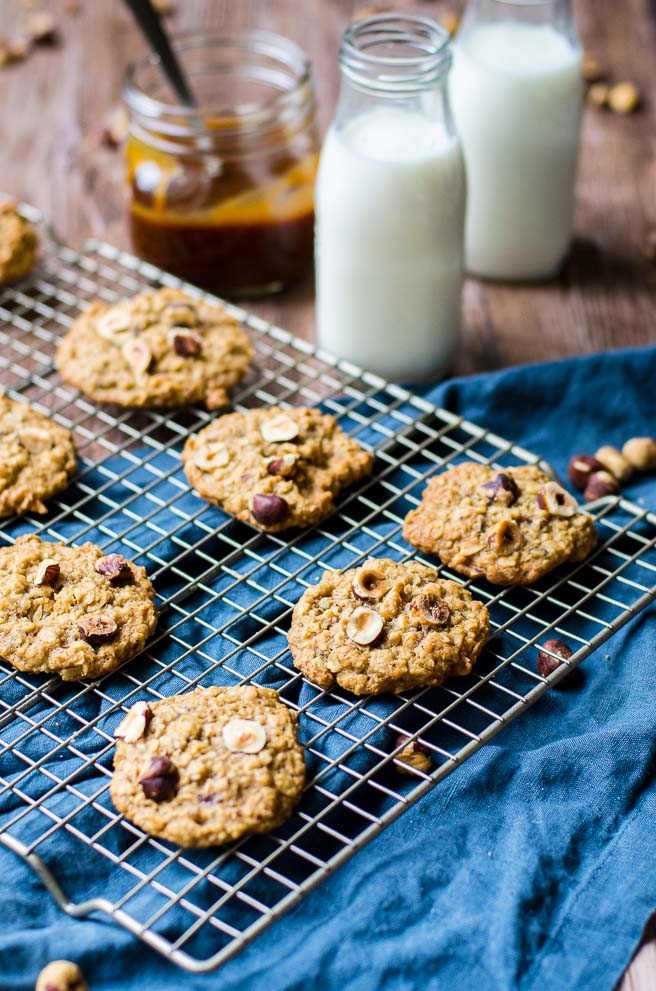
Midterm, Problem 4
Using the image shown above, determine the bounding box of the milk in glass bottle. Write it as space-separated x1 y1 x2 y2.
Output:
315 15 466 381
451 0 583 280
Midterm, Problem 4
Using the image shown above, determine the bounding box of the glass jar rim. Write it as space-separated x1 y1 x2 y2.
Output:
340 14 452 93
123 29 312 132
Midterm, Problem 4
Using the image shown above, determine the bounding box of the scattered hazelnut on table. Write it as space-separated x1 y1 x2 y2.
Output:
537 639 573 679
608 82 640 115
25 11 58 45
35 959 88 991
583 470 620 502
393 733 432 776
587 83 610 109
594 445 634 484
581 53 604 82
567 454 604 491
100 106 129 149
622 437 656 472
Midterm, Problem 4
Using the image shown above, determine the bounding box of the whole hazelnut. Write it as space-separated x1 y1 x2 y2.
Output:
537 638 573 678
393 733 432 775
608 81 640 115
587 82 610 108
622 437 656 472
583 470 620 501
36 959 88 991
250 493 289 527
139 755 179 802
594 445 633 483
567 454 604 491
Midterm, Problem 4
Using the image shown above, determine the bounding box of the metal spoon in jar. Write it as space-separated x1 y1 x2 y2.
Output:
121 0 197 108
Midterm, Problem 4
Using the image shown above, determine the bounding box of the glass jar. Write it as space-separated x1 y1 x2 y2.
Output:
450 0 583 280
123 32 319 297
315 15 466 382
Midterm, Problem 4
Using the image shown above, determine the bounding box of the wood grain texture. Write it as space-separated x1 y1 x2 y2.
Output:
0 3 654 984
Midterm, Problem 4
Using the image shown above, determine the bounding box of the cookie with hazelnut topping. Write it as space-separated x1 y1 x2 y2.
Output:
0 534 156 680
110 685 305 847
182 405 373 532
56 286 253 410
0 395 76 516
288 558 489 695
0 201 37 285
403 462 597 586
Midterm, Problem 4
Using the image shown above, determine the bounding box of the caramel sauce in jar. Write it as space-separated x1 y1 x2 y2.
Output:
124 33 319 297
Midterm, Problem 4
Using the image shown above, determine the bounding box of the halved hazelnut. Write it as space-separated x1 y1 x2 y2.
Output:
18 427 53 454
250 493 289 526
122 338 152 375
193 441 230 472
34 558 60 586
489 519 523 555
162 301 199 326
96 308 133 341
78 613 118 646
95 554 134 583
266 453 298 477
393 733 432 775
114 700 152 743
536 481 578 517
169 329 202 357
351 567 389 600
222 718 267 754
480 472 520 506
409 593 450 626
139 755 178 802
260 413 299 443
567 454 604 491
346 606 383 646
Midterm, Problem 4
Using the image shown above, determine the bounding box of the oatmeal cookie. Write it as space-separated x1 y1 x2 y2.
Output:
403 462 597 585
288 558 489 695
0 201 37 285
0 535 157 680
110 685 305 847
0 396 76 515
56 287 253 409
182 406 373 532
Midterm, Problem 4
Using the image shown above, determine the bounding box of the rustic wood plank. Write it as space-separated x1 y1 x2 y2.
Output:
0 3 654 986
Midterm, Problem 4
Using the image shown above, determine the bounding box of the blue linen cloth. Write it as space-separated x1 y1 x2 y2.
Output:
1 344 655 991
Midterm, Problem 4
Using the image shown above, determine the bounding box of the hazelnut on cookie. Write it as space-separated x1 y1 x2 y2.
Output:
403 462 597 585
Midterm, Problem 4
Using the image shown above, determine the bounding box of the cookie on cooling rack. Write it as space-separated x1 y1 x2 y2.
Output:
181 405 373 532
0 535 157 681
0 395 76 516
288 558 490 695
55 286 253 410
0 201 38 285
110 685 305 848
402 462 597 586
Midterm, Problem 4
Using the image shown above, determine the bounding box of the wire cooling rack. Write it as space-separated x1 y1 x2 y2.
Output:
0 204 655 974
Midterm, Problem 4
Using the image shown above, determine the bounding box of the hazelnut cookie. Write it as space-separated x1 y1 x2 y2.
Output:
0 535 157 680
0 395 76 516
0 201 38 285
110 685 305 847
56 287 253 409
288 558 489 695
182 406 373 532
403 462 597 585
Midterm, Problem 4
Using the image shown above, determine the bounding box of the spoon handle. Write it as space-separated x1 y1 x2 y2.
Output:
122 0 196 107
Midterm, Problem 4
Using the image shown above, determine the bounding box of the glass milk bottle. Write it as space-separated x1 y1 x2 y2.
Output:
451 0 583 281
315 15 466 382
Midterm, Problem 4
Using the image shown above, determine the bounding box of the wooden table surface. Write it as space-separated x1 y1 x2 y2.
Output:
0 0 654 987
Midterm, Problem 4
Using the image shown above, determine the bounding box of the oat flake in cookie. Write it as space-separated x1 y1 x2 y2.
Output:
56 287 253 409
110 685 305 848
0 396 76 515
182 406 373 532
0 535 157 680
0 201 38 285
403 462 597 586
288 558 489 695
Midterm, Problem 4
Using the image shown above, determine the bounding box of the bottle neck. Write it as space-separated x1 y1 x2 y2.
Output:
334 14 455 131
